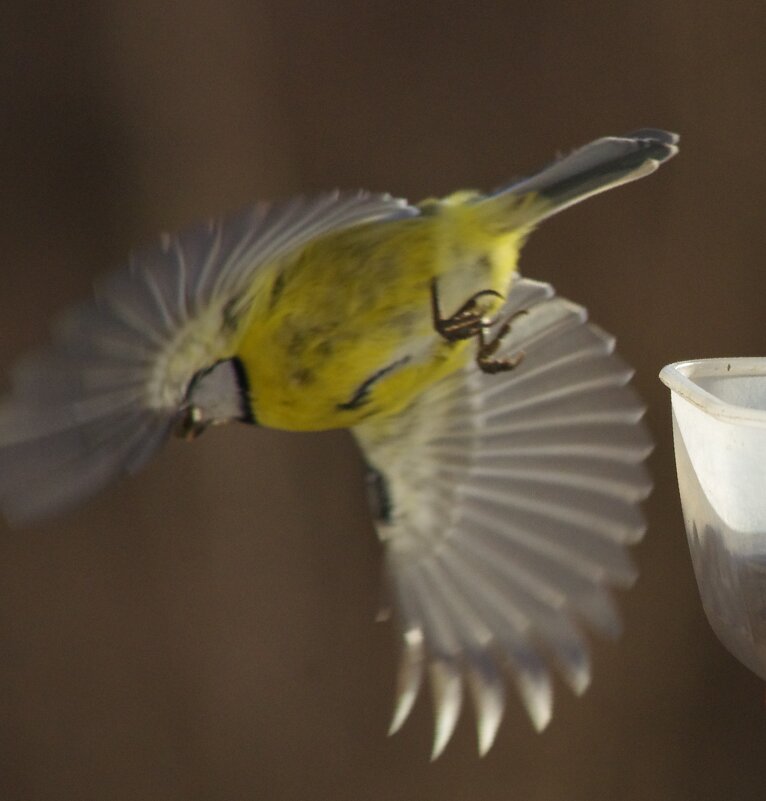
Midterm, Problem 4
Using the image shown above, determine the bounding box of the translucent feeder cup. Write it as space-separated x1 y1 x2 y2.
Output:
660 358 766 681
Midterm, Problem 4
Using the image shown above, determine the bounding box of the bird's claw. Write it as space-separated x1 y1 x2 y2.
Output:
431 278 526 374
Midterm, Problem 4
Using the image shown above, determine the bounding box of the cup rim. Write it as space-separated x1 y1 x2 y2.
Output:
659 357 766 427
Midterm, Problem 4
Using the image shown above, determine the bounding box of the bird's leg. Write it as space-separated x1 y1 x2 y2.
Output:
475 309 528 374
430 278 527 373
430 277 503 342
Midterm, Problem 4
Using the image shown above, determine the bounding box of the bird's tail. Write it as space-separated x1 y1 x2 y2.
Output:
480 129 679 232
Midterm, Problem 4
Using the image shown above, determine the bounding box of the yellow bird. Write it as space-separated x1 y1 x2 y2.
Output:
0 130 678 757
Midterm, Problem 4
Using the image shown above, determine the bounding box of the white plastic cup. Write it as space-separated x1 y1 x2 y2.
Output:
660 358 766 681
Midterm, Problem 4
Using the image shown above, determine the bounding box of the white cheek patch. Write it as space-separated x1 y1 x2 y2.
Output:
186 357 252 426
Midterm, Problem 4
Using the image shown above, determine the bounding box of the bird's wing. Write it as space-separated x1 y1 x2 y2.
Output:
0 192 417 524
352 278 652 758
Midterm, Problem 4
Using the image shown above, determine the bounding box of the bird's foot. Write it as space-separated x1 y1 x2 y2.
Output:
430 278 503 342
430 278 526 373
475 310 527 373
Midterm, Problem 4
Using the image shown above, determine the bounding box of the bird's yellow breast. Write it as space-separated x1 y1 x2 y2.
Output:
232 201 524 431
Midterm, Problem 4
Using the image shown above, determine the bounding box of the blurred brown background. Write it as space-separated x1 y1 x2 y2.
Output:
1 1 765 799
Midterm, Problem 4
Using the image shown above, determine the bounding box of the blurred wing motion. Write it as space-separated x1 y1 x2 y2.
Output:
353 278 652 758
0 192 416 523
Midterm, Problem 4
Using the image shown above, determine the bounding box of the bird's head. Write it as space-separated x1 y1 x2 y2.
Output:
174 357 253 440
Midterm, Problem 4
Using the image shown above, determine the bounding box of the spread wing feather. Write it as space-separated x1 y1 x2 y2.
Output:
0 192 416 523
353 278 652 758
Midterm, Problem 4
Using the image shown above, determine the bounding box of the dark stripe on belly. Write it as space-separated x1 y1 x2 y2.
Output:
336 356 411 411
269 271 286 309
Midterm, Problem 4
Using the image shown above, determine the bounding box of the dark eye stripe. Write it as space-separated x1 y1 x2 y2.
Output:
230 356 257 424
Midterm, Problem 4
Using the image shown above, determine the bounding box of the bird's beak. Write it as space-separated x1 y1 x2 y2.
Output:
174 405 209 441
